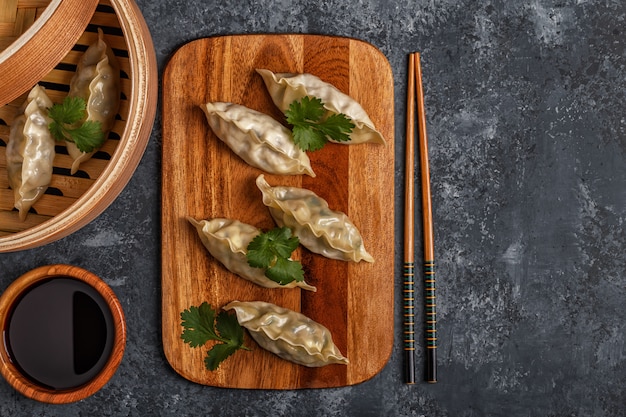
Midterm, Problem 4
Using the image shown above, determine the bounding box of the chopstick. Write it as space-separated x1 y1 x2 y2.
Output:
414 52 437 384
404 52 437 384
403 51 417 385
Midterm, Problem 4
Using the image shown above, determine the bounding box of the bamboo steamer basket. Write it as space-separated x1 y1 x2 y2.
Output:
0 0 157 252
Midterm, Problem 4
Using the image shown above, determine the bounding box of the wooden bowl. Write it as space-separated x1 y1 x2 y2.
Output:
0 0 157 252
0 264 126 403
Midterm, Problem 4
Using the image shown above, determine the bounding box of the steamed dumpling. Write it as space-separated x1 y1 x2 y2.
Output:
201 102 315 177
256 175 374 263
188 217 316 291
66 27 120 174
256 68 385 145
6 85 54 221
223 300 348 367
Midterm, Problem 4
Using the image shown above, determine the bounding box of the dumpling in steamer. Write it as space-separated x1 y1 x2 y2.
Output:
256 68 385 145
188 217 316 291
6 85 55 221
201 102 315 177
66 28 120 174
223 300 348 367
256 174 374 263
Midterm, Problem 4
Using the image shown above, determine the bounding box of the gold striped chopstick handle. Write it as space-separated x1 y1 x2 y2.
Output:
424 260 437 383
403 261 416 383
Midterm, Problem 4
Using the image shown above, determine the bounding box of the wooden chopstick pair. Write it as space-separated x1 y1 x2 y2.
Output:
403 52 437 384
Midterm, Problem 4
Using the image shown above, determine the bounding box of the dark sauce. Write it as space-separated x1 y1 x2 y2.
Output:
4 278 114 390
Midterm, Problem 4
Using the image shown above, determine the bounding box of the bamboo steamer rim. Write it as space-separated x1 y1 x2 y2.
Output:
0 0 100 107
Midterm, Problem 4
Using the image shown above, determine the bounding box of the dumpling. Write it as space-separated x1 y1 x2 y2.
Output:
223 300 348 367
256 175 374 263
66 28 120 174
201 102 315 177
188 217 316 291
256 68 385 145
6 85 55 221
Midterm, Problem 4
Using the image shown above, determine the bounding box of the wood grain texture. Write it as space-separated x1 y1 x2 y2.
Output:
0 0 157 252
0 264 126 404
0 0 99 106
161 34 395 389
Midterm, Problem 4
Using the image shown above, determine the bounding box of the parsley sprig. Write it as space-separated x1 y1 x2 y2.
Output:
181 302 250 371
246 227 304 285
285 96 355 151
48 96 105 153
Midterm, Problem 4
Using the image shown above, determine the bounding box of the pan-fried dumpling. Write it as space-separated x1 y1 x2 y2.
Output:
223 300 348 367
6 85 54 221
188 217 316 291
201 102 315 177
256 175 374 263
66 28 120 174
256 68 385 145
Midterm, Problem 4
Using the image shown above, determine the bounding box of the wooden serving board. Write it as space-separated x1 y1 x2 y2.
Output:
161 34 394 389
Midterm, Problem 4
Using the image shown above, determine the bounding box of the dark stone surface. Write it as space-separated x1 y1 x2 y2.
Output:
1 0 625 415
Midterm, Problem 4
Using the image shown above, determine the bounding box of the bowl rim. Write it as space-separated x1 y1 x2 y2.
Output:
0 264 126 404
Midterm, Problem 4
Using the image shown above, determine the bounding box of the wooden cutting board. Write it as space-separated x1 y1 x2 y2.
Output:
161 34 394 389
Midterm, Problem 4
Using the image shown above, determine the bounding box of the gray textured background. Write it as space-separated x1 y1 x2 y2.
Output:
1 0 625 416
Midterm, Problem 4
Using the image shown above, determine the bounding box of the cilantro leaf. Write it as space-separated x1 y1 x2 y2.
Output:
265 227 299 259
205 310 247 370
316 113 354 143
215 310 245 346
292 125 327 152
48 96 85 126
266 256 305 285
246 233 275 269
48 121 66 143
284 96 355 151
181 302 218 347
246 227 304 286
47 96 106 153
68 120 105 153
286 96 325 124
205 343 240 371
181 302 249 371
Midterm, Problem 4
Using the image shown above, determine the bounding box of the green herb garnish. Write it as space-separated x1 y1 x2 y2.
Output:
181 302 249 371
285 96 354 151
48 96 105 153
246 227 304 285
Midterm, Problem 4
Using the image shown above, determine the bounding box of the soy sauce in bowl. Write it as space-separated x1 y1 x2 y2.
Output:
5 277 114 390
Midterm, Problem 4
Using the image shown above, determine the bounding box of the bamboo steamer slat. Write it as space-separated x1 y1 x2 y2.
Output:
0 0 157 252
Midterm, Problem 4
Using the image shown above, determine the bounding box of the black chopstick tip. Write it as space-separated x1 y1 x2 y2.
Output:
425 348 437 383
405 350 415 384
